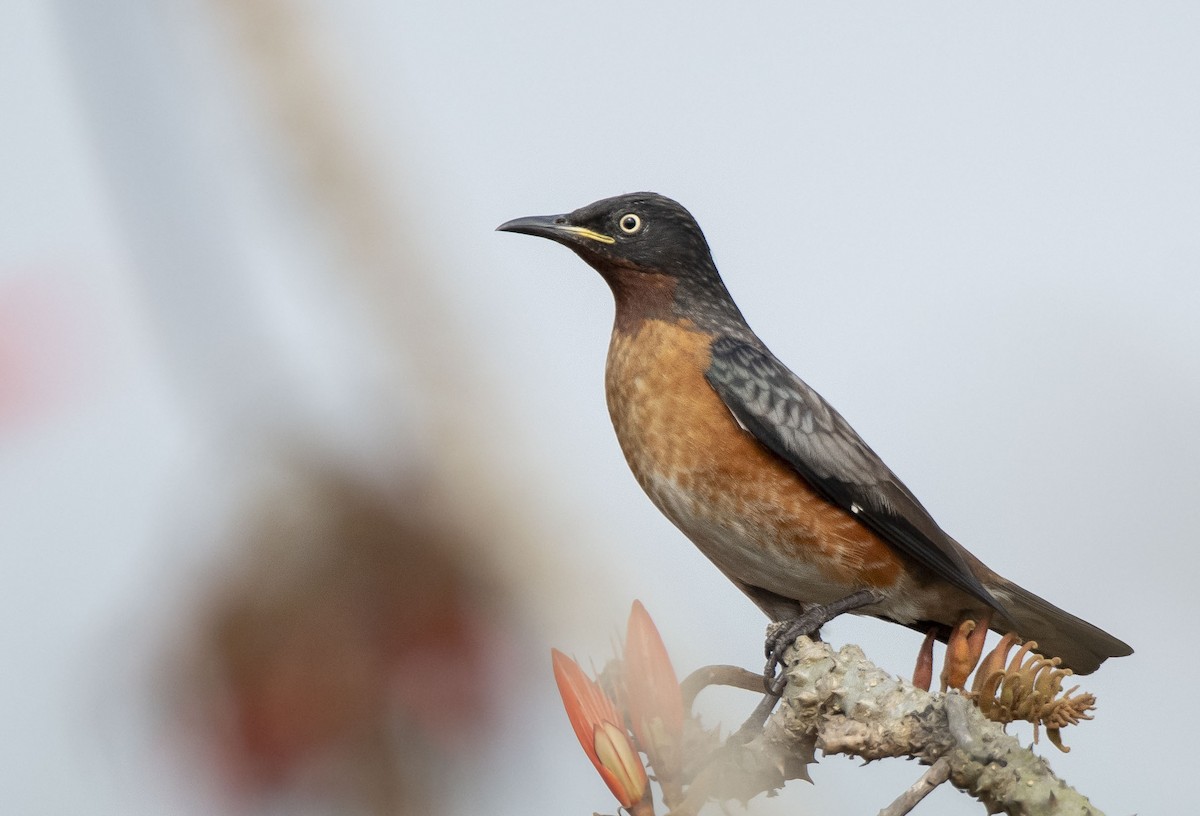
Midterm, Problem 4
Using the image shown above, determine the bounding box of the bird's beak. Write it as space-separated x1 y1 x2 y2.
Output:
496 214 616 246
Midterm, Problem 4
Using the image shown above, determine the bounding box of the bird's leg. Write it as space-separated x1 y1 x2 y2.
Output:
763 588 883 693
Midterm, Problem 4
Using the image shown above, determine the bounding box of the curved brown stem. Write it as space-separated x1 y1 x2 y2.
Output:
679 664 764 714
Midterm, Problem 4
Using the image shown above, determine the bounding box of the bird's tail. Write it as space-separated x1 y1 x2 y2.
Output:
989 580 1132 675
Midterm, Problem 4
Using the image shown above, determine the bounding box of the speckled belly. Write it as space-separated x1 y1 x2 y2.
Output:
604 319 909 610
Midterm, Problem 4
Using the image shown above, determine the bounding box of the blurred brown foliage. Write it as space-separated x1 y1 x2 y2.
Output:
176 464 510 814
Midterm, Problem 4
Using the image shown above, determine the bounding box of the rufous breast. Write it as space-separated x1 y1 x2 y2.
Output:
604 317 906 606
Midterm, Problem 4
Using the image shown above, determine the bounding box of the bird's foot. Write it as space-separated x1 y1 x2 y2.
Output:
763 588 883 694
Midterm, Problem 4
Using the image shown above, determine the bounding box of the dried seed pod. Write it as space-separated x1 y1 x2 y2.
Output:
966 636 1098 752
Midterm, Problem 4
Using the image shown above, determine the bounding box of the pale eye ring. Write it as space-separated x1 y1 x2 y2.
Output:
618 213 642 234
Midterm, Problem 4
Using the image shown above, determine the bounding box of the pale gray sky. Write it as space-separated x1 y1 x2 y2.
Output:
3 1 1197 814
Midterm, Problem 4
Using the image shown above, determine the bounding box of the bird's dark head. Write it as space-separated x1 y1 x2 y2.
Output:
497 192 719 286
498 192 747 333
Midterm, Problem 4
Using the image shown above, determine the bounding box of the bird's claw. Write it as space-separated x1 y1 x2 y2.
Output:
761 589 884 694
762 610 826 691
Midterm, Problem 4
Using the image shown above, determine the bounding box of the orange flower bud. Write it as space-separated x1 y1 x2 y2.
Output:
551 649 650 810
912 628 936 691
594 721 649 806
624 601 686 805
940 619 977 691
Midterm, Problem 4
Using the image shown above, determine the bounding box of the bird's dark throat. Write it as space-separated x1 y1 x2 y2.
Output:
607 268 680 335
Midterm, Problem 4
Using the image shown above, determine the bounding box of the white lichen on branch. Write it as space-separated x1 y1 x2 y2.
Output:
706 637 1107 816
554 604 1112 816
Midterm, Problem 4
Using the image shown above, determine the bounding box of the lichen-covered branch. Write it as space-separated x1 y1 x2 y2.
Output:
553 605 1113 816
701 637 1106 816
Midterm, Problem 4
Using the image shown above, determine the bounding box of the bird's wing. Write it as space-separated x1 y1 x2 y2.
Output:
705 336 1001 611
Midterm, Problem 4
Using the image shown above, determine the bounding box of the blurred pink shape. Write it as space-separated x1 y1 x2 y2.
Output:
0 272 92 432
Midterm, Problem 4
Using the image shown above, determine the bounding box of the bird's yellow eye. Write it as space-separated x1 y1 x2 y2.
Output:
618 213 642 234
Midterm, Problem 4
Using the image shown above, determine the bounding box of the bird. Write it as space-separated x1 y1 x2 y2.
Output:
497 192 1131 680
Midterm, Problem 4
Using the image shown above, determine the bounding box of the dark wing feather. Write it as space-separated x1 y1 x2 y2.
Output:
705 336 1002 612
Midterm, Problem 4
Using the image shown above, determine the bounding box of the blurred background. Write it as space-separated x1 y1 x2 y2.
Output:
3 1 1197 813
